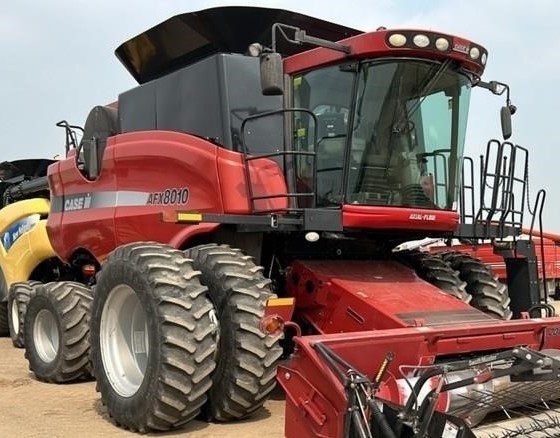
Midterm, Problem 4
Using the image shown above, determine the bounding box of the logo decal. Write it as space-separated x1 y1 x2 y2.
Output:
146 188 189 206
2 214 41 250
64 194 92 211
452 37 469 54
409 213 436 221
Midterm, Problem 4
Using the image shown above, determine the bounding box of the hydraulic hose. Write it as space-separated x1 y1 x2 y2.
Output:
3 176 49 203
368 399 398 438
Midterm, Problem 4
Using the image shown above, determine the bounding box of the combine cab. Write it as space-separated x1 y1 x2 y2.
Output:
18 6 560 437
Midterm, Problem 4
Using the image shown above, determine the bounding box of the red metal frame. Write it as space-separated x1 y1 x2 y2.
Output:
284 30 486 76
286 260 492 333
46 130 288 261
342 205 458 232
279 318 560 438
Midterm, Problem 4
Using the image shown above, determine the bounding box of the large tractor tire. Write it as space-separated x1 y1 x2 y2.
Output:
186 244 283 422
0 306 7 336
442 252 512 320
24 281 93 382
0 306 7 335
90 243 217 433
406 252 471 303
0 268 9 336
8 280 42 348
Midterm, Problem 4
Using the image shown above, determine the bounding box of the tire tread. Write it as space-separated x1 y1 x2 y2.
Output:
187 243 283 422
90 242 217 432
24 281 93 383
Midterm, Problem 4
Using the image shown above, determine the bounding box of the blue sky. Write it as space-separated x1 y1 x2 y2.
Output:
1 1 558 231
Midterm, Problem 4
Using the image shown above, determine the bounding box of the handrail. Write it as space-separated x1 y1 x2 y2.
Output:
459 156 475 225
528 189 547 301
240 108 318 212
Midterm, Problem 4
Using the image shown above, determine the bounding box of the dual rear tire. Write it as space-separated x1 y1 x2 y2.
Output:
403 250 512 320
89 242 280 432
24 281 93 382
20 242 282 433
90 243 218 432
8 281 41 348
0 268 9 336
442 252 512 320
186 244 283 421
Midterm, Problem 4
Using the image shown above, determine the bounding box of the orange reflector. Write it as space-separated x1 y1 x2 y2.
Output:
259 314 285 335
266 297 295 307
82 264 96 276
161 211 177 222
161 211 203 223
177 212 203 223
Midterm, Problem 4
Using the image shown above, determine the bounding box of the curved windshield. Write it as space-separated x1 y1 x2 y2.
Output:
292 59 472 210
347 60 471 209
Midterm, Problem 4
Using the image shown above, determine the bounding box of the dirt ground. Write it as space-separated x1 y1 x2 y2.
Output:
0 338 285 438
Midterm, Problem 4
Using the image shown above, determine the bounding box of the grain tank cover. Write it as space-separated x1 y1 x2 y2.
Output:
115 6 362 84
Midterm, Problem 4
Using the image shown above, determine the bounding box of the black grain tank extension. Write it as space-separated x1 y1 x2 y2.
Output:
115 6 361 151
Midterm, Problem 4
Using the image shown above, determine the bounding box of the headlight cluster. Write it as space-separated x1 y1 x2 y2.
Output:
386 31 487 66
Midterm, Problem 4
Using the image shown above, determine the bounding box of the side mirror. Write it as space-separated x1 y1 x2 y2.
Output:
260 52 284 96
500 106 512 140
477 80 517 140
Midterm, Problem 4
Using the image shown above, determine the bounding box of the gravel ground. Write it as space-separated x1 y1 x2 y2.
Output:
0 338 285 438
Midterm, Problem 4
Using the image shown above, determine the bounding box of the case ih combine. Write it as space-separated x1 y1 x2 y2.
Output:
12 6 560 437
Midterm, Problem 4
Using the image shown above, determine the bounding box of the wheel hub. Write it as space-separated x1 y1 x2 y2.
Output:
33 309 59 363
100 284 149 397
11 299 19 334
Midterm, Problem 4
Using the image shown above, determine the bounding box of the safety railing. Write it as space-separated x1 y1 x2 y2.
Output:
240 108 318 213
459 140 530 239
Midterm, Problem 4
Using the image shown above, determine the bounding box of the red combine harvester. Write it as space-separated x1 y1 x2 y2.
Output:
18 6 560 437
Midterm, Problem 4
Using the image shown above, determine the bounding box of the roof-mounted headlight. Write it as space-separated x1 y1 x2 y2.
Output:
388 33 407 47
435 37 450 51
469 47 481 60
412 34 430 48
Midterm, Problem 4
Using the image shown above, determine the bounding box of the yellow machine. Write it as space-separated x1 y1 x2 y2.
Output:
0 159 63 345
0 199 56 287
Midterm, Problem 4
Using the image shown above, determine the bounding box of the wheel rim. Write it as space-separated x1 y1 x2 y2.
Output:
33 309 59 362
100 284 149 397
11 299 19 334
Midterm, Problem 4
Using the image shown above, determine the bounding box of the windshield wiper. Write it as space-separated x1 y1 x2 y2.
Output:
383 59 453 177
392 58 452 134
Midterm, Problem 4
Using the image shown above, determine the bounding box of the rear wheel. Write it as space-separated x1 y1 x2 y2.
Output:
406 252 471 302
0 306 7 336
8 281 42 348
186 243 283 421
442 252 512 319
24 281 93 382
0 268 9 336
90 242 217 432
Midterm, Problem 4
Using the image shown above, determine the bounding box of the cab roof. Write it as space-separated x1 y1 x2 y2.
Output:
115 6 362 84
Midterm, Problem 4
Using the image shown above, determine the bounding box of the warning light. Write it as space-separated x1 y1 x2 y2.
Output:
82 264 97 277
259 314 285 335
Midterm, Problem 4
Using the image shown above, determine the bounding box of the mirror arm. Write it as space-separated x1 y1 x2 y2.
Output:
271 23 350 54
